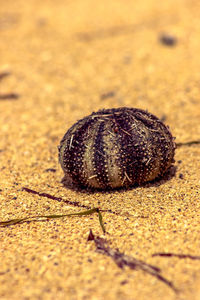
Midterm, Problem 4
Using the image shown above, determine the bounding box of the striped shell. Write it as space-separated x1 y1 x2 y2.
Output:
58 107 175 189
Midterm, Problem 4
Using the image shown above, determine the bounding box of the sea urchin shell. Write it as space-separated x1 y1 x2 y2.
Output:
58 107 175 189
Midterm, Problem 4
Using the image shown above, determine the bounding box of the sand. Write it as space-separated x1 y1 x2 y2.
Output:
1 0 200 299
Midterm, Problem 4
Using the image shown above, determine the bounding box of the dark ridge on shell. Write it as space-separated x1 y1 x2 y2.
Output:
93 121 108 188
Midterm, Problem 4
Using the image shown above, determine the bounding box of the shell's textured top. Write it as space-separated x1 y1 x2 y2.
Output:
58 107 175 189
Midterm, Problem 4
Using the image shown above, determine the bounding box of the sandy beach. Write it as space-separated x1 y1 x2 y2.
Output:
1 0 200 299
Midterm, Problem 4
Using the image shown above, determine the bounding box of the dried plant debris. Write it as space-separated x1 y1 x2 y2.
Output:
159 34 177 46
88 230 178 293
100 91 115 100
0 187 106 232
0 71 11 81
0 93 19 100
21 187 137 218
176 140 200 147
6 185 146 231
0 185 147 232
22 187 90 208
153 253 200 260
0 207 105 233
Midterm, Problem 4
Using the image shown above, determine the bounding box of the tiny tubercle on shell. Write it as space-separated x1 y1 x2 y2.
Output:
58 107 176 190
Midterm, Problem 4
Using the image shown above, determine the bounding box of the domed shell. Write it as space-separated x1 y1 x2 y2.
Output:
58 107 175 189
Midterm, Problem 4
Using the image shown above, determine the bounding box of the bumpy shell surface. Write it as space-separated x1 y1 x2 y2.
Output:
58 107 175 189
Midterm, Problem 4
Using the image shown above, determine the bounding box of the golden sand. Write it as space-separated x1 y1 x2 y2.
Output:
1 0 200 299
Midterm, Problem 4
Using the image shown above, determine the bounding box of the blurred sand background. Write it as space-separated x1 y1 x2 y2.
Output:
1 0 200 299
